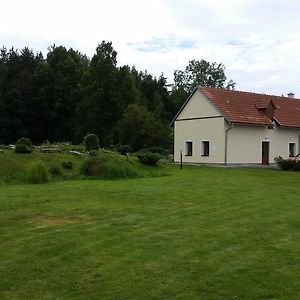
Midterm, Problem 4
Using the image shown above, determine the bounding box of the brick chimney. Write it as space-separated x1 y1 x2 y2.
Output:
287 92 295 98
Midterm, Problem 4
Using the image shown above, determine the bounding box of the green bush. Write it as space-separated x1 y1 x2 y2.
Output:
23 162 49 184
15 137 33 154
137 152 160 166
80 157 138 179
275 156 300 171
50 166 62 176
118 145 132 155
89 150 98 157
144 146 168 155
83 133 100 151
62 161 73 169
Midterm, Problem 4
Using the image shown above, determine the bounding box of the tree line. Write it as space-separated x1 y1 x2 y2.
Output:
0 41 235 150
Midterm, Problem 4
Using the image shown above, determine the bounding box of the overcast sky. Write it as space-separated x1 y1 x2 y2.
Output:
1 0 300 96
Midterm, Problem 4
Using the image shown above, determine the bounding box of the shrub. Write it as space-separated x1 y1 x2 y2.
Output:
80 157 138 179
89 150 98 157
83 133 100 151
275 156 300 171
144 146 167 155
137 152 160 166
62 161 73 169
50 166 62 176
15 137 33 154
118 145 132 155
23 162 49 184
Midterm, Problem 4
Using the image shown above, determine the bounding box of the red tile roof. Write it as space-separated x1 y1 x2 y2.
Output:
200 87 300 128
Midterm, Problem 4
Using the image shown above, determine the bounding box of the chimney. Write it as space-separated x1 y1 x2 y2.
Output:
287 92 295 98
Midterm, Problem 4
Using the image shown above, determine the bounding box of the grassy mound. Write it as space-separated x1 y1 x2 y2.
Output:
0 148 168 184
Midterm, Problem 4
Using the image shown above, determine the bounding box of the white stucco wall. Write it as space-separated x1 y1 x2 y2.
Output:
174 118 226 163
227 125 300 164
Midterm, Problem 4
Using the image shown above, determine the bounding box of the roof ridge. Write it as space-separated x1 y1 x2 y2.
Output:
200 86 300 101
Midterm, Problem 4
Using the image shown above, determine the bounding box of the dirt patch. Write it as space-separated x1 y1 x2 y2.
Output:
33 214 93 228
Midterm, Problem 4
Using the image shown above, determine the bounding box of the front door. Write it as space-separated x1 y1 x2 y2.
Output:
262 141 269 165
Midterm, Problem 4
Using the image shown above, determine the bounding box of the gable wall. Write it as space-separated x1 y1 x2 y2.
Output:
177 89 222 119
174 89 226 163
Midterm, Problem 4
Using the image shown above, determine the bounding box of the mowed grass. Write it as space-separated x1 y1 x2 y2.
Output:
0 166 299 299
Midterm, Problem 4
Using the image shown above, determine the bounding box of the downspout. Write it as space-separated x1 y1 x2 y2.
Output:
225 123 233 166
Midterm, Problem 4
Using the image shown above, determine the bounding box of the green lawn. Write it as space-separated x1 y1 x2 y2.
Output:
0 166 299 299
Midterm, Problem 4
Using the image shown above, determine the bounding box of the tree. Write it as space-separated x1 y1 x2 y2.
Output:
31 46 88 142
0 47 42 143
75 42 137 145
173 59 235 94
118 104 170 151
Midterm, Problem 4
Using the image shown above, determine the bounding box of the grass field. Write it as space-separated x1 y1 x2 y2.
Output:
0 165 299 299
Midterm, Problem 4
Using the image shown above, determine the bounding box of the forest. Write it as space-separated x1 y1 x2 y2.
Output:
0 41 234 150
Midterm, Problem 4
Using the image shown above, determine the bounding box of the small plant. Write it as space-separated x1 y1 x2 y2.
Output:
89 150 98 157
23 162 49 184
62 161 73 170
15 137 33 154
137 152 160 166
83 133 100 151
50 166 62 176
118 145 132 156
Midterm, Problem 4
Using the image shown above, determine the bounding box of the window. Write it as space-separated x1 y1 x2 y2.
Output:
185 141 193 156
289 143 296 157
201 141 210 156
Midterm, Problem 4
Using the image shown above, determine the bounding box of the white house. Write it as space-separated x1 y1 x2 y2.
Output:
171 87 300 165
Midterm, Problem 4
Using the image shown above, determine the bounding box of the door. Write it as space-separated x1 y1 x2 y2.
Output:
262 141 269 165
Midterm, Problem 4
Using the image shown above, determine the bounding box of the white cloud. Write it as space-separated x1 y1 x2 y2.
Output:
1 0 300 96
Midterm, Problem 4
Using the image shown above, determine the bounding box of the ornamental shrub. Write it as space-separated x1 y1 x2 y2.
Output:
62 161 73 169
83 133 99 151
144 146 167 155
15 137 33 154
137 152 160 166
118 145 132 155
50 165 62 176
274 156 300 171
89 150 98 157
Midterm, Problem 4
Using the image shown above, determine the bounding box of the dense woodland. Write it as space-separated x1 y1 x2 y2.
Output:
0 41 234 150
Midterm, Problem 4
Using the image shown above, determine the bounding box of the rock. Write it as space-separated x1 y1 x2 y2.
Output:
69 150 87 156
